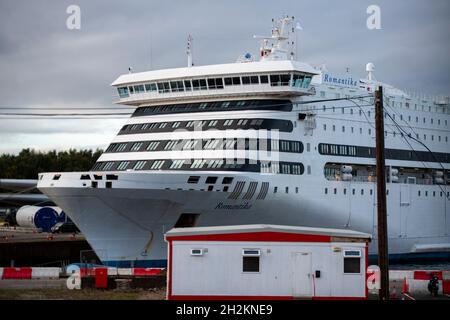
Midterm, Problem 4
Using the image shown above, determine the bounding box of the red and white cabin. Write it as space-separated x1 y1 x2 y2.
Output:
165 224 371 300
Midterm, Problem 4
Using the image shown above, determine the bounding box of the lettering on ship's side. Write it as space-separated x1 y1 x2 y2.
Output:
323 73 358 87
214 202 253 210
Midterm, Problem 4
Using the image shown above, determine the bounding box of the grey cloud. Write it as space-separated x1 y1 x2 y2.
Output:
0 0 449 153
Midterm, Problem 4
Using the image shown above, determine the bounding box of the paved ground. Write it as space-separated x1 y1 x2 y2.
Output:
0 228 84 243
368 280 450 300
0 279 67 290
1 279 449 300
0 286 166 300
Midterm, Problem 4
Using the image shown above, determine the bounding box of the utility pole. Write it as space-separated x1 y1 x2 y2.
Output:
375 86 389 300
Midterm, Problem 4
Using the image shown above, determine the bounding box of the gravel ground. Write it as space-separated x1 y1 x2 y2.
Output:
0 287 166 300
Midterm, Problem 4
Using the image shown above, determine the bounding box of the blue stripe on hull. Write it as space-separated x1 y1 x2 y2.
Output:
103 259 167 268
369 252 450 265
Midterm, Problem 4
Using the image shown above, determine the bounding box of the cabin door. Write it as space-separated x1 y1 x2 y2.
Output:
291 252 312 297
400 184 411 237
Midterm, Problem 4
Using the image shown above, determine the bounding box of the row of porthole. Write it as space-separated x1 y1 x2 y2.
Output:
322 123 449 143
324 187 449 198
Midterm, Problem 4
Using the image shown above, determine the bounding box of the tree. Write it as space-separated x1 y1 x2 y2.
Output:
0 149 103 179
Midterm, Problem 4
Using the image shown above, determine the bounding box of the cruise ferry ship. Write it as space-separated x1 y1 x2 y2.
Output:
37 17 450 267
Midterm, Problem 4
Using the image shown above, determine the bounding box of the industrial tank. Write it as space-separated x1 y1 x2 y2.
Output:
15 206 65 232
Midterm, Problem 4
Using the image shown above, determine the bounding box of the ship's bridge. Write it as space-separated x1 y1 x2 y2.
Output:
111 60 318 106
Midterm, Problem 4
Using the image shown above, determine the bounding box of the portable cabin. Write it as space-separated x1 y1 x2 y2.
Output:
165 224 371 300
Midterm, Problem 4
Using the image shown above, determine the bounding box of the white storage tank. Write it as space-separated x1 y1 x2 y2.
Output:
16 206 65 232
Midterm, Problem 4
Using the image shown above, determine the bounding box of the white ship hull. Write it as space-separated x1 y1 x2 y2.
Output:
39 170 450 267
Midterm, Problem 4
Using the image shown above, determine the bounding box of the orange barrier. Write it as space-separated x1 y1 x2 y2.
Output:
133 268 164 276
2 267 32 279
95 268 108 289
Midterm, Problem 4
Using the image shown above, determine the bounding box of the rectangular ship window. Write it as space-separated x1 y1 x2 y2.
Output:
187 176 201 184
242 76 250 85
260 75 269 83
205 176 218 184
222 177 233 184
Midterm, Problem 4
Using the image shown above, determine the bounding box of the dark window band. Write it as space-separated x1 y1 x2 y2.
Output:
91 159 304 175
105 138 303 154
118 118 293 135
318 143 450 164
132 99 293 117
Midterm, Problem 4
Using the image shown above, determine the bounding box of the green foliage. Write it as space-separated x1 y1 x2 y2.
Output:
0 149 103 179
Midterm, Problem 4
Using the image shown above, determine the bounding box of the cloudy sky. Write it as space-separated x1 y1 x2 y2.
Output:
0 0 449 154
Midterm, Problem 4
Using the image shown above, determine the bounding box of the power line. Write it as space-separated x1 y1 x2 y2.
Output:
0 112 133 116
384 109 450 202
0 107 136 110
0 98 376 118
296 94 373 105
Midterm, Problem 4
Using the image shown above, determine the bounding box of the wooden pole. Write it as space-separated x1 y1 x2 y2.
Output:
375 86 389 300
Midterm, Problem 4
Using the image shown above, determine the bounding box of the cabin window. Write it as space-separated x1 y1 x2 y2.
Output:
205 176 218 184
192 79 200 90
292 73 304 87
184 80 192 91
145 83 157 92
270 74 280 86
117 161 130 170
260 75 269 84
131 142 143 151
187 176 200 184
133 161 147 170
232 77 241 85
343 250 361 274
215 78 224 88
303 76 311 88
242 249 260 273
146 141 160 151
250 76 259 84
134 85 145 93
117 87 129 98
199 79 207 90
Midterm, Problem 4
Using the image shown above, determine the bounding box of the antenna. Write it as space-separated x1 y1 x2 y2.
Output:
255 16 303 61
187 35 194 67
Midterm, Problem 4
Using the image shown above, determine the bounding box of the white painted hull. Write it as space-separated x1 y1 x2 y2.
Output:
39 170 450 266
